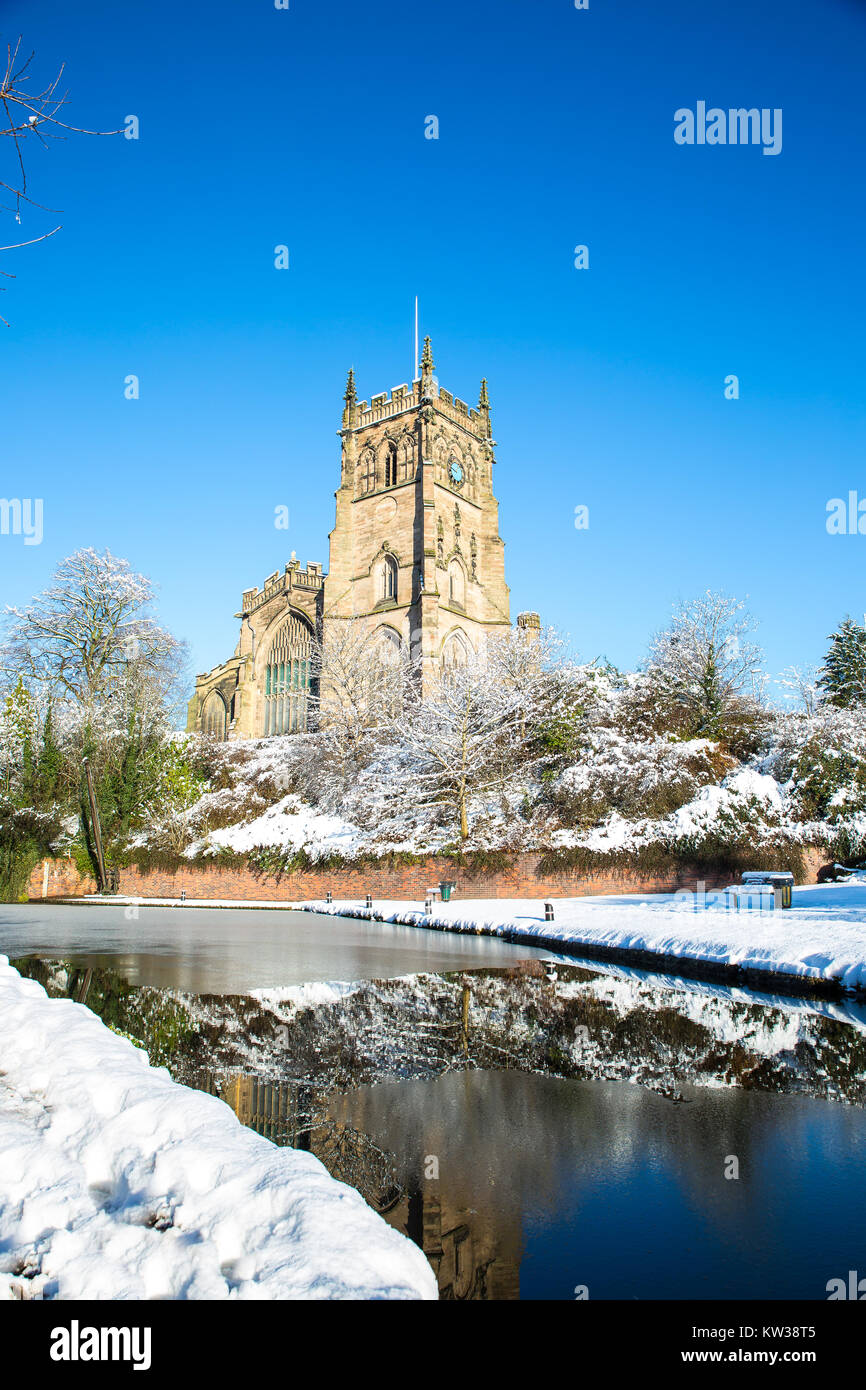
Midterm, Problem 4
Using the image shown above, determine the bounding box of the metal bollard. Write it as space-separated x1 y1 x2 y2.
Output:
325 891 332 905
365 893 372 909
424 897 433 914
180 890 186 904
544 901 554 922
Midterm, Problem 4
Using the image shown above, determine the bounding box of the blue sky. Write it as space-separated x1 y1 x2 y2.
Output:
2 0 865 699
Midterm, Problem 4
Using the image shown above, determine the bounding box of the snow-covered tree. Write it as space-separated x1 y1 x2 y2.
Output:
394 639 556 840
817 617 866 709
0 549 191 893
645 592 765 741
0 676 66 898
778 664 821 717
310 617 413 763
1 547 185 709
765 700 866 859
0 675 62 807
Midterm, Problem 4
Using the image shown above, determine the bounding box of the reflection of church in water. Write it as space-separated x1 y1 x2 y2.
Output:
188 338 539 741
213 1073 522 1301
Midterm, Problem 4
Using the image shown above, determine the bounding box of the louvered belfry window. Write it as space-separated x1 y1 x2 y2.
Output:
384 442 398 487
263 614 313 735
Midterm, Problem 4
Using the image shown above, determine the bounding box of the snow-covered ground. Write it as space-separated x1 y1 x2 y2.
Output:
0 956 437 1301
292 882 866 994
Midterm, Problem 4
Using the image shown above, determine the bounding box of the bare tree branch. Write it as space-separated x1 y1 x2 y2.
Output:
0 34 123 316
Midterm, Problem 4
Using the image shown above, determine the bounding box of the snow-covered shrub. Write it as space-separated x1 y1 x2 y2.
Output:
763 705 866 860
548 732 735 828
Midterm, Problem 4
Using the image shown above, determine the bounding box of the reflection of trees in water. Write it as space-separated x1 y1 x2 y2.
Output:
111 962 866 1302
236 963 866 1110
17 953 866 1300
205 1071 405 1214
22 955 865 1113
306 1115 403 1214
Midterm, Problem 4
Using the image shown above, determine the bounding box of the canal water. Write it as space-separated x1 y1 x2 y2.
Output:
0 903 558 993
324 1069 866 1301
6 903 866 1301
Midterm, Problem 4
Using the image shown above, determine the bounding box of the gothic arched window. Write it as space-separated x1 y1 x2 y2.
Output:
369 626 404 717
442 630 471 674
262 613 313 735
380 555 398 603
398 433 414 482
202 690 228 740
359 449 376 493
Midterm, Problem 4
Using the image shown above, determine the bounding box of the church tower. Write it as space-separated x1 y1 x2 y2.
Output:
323 338 511 686
187 339 516 740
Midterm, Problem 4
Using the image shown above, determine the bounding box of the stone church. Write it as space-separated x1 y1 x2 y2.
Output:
188 338 538 740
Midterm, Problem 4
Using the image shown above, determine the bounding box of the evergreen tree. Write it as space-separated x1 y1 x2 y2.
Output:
817 617 866 708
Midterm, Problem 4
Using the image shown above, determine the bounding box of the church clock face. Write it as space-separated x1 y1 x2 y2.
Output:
449 459 464 488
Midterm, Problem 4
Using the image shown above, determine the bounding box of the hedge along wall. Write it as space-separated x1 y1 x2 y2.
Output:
26 848 826 905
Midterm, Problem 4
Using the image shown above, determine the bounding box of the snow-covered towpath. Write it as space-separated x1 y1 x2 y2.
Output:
0 956 436 1301
293 883 866 995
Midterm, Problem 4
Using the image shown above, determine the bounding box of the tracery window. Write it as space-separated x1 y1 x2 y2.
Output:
368 626 404 717
360 450 376 493
398 434 414 482
262 614 313 735
442 630 471 674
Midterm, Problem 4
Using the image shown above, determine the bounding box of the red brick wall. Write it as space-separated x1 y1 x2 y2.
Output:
27 850 823 904
28 859 98 899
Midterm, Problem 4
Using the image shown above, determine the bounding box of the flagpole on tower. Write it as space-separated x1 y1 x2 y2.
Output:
414 296 419 381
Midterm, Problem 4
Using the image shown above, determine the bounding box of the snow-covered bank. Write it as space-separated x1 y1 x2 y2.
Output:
293 883 866 995
0 956 437 1301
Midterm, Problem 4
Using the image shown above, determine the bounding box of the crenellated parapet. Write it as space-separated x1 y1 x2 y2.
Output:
240 560 325 618
346 381 490 439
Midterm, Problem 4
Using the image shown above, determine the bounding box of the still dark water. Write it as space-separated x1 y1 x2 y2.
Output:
322 1070 866 1300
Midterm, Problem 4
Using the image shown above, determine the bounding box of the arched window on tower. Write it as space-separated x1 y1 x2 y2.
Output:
398 433 414 482
368 626 404 717
384 441 398 488
262 613 313 735
380 554 398 603
360 449 376 493
201 690 228 740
